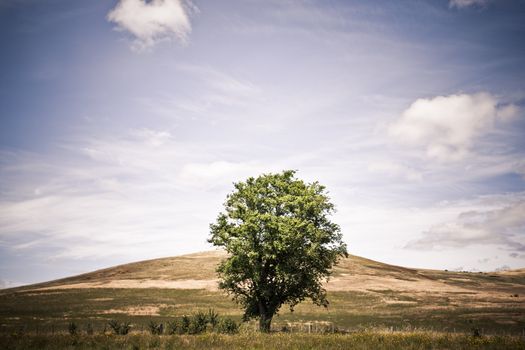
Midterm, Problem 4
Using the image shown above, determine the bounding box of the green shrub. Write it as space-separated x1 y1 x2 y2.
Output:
68 322 77 335
181 315 191 333
107 320 119 334
189 312 208 334
148 320 164 335
207 308 219 328
108 320 119 334
107 320 131 335
120 322 131 335
471 328 482 337
85 323 94 335
166 319 179 335
164 311 237 335
217 318 239 334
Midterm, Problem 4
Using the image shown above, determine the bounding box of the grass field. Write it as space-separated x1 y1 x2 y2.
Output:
1 251 524 348
1 332 525 350
1 288 524 336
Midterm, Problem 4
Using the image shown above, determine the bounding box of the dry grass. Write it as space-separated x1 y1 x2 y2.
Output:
1 332 525 350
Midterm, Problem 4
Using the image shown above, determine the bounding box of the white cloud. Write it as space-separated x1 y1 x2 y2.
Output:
406 197 525 251
389 93 518 162
449 0 489 9
107 0 195 51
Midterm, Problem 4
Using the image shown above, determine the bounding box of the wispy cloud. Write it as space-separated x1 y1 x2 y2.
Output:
449 0 489 9
175 64 262 110
107 0 196 51
0 129 273 261
137 64 263 120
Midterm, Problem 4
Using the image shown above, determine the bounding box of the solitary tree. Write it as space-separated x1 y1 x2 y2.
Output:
208 170 348 332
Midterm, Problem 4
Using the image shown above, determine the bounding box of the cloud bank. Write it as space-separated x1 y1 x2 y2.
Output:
389 93 518 162
107 0 194 51
406 197 525 252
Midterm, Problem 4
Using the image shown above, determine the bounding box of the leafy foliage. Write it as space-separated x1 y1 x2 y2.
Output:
162 310 238 335
67 322 77 335
207 308 220 327
85 323 93 335
148 320 164 335
107 320 131 335
216 318 239 334
166 319 180 335
209 170 348 331
188 311 208 334
180 315 191 333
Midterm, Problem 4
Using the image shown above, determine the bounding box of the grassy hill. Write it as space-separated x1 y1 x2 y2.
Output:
1 250 525 337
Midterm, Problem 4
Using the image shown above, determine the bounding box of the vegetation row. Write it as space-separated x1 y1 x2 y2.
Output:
64 309 239 336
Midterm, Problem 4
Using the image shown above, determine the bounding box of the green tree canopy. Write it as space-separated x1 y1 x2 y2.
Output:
208 170 348 332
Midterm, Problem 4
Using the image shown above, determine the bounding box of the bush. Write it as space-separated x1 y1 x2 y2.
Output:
148 320 164 335
216 318 239 334
207 309 219 328
107 320 119 334
189 311 208 334
85 323 94 335
166 315 194 334
120 322 131 335
164 311 238 335
166 319 179 335
471 328 482 337
107 320 120 334
181 315 191 333
68 322 77 335
108 320 131 335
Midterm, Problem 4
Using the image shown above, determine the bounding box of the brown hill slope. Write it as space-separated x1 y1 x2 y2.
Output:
6 250 525 304
1 251 524 334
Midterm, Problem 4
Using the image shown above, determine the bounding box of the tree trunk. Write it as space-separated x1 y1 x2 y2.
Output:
259 312 272 332
258 301 273 332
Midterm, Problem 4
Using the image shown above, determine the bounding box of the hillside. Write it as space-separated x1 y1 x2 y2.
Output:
8 250 525 297
7 251 227 292
1 251 524 335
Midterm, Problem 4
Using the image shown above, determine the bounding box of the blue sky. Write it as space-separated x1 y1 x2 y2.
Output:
1 0 525 287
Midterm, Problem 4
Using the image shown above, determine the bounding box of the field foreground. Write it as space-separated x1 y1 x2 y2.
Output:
1 332 525 350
